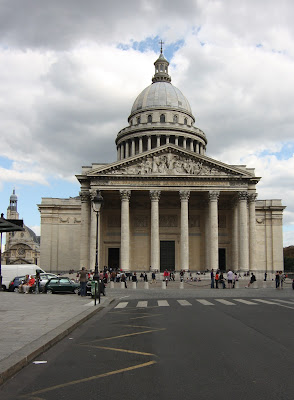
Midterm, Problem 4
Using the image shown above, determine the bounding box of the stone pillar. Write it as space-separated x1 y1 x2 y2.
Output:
79 191 90 269
175 137 179 146
231 198 239 270
190 140 194 151
120 190 131 271
248 193 257 271
208 191 220 270
125 141 129 158
166 135 170 144
204 205 210 269
196 142 199 153
180 191 190 271
150 190 161 271
156 135 161 147
120 144 124 160
131 139 135 156
89 191 97 270
147 136 152 150
139 137 143 153
183 137 187 149
117 146 120 161
239 191 249 272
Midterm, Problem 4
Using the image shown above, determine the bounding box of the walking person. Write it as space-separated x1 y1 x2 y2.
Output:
151 271 156 284
210 269 215 288
121 273 127 288
132 272 138 286
275 271 280 289
78 267 88 297
227 269 234 289
215 271 219 289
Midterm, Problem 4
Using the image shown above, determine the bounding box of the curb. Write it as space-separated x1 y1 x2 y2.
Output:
0 297 115 386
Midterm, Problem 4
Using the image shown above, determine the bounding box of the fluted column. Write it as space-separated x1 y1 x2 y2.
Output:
180 191 190 271
150 190 161 271
166 135 170 144
79 191 91 269
125 141 129 158
117 146 120 161
120 144 124 160
89 191 97 270
147 136 151 150
131 139 135 156
156 135 161 147
231 197 239 269
248 193 257 271
139 137 143 153
196 142 199 153
209 191 220 270
239 191 249 272
175 137 179 146
183 137 187 149
204 204 210 269
120 190 131 270
190 140 194 151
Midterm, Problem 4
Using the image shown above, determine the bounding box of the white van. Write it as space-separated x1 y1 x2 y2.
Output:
1 265 46 290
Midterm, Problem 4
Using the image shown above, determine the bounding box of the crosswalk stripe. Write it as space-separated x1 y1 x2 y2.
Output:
233 299 258 305
270 299 294 305
177 300 192 306
196 299 214 306
157 300 169 307
115 302 128 309
137 301 148 308
252 299 278 305
215 299 235 305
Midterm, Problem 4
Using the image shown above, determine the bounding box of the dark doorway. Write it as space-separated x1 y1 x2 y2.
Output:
108 248 120 270
219 248 226 271
160 241 175 272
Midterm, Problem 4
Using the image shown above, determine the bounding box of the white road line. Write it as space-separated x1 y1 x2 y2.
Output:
137 301 148 308
270 299 294 305
157 300 169 307
115 302 128 309
233 299 258 305
177 300 192 306
252 299 279 305
196 299 214 306
215 299 236 305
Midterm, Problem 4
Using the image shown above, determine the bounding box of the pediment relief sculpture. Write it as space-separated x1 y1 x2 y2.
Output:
104 153 239 177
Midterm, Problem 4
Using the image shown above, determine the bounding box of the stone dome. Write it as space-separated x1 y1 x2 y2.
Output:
131 82 192 116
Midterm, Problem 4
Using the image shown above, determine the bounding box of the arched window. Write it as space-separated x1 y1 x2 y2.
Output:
184 118 188 125
147 114 152 123
160 114 165 123
137 116 141 124
173 115 178 123
160 64 164 72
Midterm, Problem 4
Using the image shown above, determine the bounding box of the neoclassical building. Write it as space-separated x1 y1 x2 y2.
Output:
2 190 40 265
38 51 285 274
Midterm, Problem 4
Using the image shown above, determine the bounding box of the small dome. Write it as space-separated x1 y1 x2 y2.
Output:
10 189 17 202
131 82 192 115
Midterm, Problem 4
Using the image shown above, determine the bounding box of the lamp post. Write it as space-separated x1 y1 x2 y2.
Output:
92 190 104 293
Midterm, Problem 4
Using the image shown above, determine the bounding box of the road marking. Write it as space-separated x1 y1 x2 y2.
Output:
270 299 294 304
157 300 169 307
91 328 166 342
215 299 236 305
252 299 279 305
196 299 214 306
84 345 157 357
137 301 148 308
177 300 192 306
233 299 258 305
115 302 128 309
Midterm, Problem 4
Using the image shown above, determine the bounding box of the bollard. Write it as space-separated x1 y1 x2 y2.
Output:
110 281 114 289
252 281 258 289
179 281 184 289
132 282 137 290
120 281 125 289
262 280 267 288
162 281 167 289
144 282 149 289
234 281 239 289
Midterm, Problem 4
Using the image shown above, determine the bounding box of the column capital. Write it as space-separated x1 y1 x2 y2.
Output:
150 190 161 201
208 190 220 201
79 191 90 203
89 189 97 201
179 190 190 201
120 190 131 201
248 193 258 203
238 191 248 201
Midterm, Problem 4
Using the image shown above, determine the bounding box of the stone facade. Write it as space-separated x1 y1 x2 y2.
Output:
38 51 285 274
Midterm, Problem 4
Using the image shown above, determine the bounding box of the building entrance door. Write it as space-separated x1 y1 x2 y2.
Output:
108 248 120 270
160 241 175 272
218 248 226 271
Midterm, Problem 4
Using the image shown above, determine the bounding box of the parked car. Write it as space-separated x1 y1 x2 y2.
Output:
44 277 80 294
8 276 26 292
39 273 58 289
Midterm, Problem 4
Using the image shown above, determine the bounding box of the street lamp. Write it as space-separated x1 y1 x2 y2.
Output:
92 190 104 282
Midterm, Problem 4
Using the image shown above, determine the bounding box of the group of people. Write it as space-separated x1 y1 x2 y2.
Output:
18 273 41 293
210 269 242 289
275 271 286 289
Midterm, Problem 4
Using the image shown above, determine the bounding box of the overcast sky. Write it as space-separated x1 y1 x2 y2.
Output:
0 0 293 247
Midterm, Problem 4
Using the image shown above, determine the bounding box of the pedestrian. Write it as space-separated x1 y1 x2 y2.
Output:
219 271 226 289
132 272 137 285
163 269 169 286
78 267 88 297
144 272 148 282
35 270 41 293
151 271 156 284
180 269 184 282
275 271 280 289
210 269 215 288
121 273 127 288
279 271 285 289
215 271 219 289
264 272 267 281
227 269 234 289
246 272 256 288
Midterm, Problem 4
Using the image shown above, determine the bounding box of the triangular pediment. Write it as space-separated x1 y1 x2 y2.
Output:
87 144 255 179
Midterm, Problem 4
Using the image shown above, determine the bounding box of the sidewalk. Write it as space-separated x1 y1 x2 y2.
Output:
0 292 113 385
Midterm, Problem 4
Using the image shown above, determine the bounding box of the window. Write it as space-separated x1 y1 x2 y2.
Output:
160 64 164 72
137 116 141 124
173 115 178 123
147 114 152 123
184 118 188 125
160 114 165 123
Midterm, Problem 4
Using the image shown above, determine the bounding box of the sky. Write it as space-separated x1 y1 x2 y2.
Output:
0 0 293 248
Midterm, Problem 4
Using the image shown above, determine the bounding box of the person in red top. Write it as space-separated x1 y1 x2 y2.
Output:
163 269 169 286
215 271 219 289
25 275 36 293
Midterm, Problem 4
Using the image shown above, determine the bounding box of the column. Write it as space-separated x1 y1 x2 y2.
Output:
208 191 220 270
180 191 190 271
248 193 257 271
183 137 187 149
166 135 170 144
139 137 143 153
131 139 135 156
125 141 129 158
89 191 97 270
156 135 161 147
117 146 120 161
175 137 179 146
147 136 152 150
190 140 194 151
150 190 161 271
120 144 124 160
196 142 199 153
231 197 239 269
204 204 210 269
79 191 90 269
120 190 131 270
239 191 249 272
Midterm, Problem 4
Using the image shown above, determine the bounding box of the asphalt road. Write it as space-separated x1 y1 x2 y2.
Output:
1 296 294 400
